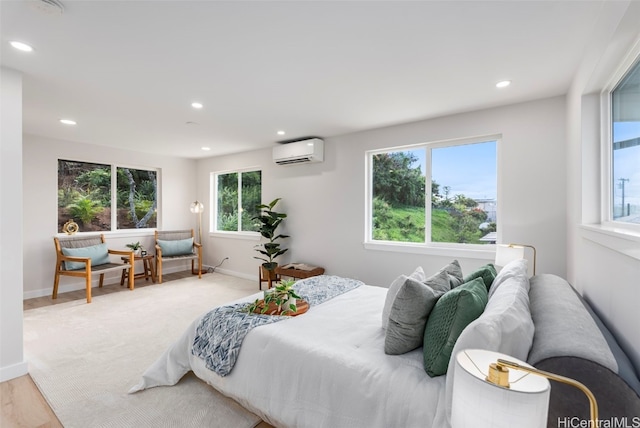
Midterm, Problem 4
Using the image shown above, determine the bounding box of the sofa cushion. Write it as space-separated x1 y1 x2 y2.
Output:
62 243 110 270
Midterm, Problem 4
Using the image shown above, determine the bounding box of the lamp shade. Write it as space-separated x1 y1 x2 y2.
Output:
452 349 550 428
494 244 525 267
190 200 204 214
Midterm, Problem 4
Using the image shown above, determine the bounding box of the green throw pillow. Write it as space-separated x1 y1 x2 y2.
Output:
157 238 194 257
61 243 110 270
463 263 497 291
422 277 488 377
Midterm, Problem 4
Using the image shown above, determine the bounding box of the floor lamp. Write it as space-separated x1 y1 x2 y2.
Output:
190 200 204 244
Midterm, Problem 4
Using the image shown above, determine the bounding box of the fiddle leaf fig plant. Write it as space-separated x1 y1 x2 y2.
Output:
253 198 289 271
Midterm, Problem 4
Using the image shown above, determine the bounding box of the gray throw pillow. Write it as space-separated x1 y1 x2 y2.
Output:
382 266 426 329
437 260 464 288
384 269 449 355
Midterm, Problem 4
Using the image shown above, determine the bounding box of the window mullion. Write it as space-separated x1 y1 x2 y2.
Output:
111 164 117 231
425 147 432 244
237 173 242 232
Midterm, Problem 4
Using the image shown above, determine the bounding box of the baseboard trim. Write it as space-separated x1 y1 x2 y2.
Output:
0 360 28 382
23 264 189 300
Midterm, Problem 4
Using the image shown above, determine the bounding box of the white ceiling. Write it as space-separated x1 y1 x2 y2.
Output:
0 0 624 159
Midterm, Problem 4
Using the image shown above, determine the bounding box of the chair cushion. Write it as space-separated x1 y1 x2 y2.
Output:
62 243 110 270
157 238 194 257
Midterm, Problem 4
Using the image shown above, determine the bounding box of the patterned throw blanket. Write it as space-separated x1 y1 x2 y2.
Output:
191 275 363 376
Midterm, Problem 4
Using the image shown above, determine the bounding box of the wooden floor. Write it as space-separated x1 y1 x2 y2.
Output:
3 271 273 428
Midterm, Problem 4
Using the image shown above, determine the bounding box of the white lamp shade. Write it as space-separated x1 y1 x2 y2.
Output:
452 349 550 428
494 244 525 267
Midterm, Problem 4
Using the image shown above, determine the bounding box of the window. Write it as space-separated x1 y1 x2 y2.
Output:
367 137 498 246
58 160 157 233
213 169 262 232
610 58 640 225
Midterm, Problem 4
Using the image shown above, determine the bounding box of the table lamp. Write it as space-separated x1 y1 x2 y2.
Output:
495 243 537 275
190 200 204 245
452 349 598 428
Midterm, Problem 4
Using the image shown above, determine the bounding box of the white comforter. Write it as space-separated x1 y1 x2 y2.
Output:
130 284 448 428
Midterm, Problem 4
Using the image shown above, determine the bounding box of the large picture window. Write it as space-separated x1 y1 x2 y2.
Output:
367 137 498 246
58 160 157 232
611 58 640 225
213 169 262 232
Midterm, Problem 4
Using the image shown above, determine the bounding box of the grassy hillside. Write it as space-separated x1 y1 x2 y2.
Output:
373 204 486 244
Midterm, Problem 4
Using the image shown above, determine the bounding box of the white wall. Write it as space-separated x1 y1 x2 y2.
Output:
566 2 640 373
0 67 28 381
22 135 199 298
197 96 567 288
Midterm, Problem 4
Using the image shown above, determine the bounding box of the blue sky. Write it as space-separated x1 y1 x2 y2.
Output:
410 140 497 201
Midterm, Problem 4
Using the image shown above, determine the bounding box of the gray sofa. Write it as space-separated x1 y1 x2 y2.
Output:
527 274 640 426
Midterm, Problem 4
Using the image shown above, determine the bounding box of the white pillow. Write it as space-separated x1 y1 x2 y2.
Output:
444 273 533 422
381 266 425 329
488 258 529 299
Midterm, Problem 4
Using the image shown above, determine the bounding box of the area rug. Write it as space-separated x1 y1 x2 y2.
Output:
23 273 263 428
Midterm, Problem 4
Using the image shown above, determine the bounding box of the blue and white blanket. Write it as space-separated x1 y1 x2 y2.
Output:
191 275 363 376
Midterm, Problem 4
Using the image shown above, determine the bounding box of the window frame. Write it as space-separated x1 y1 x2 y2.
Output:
57 158 159 235
210 167 262 240
364 135 501 259
600 41 640 235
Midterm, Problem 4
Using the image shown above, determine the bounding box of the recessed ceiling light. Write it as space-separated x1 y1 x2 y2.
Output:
191 102 203 109
59 119 76 125
496 80 511 88
201 147 211 151
9 41 34 52
277 130 285 135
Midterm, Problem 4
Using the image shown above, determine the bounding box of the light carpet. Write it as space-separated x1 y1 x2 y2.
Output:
23 273 263 428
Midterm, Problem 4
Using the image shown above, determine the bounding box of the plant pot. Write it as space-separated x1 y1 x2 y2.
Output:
260 265 278 280
285 297 297 310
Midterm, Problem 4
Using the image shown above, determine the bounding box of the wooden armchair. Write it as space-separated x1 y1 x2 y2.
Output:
53 234 135 303
155 229 202 283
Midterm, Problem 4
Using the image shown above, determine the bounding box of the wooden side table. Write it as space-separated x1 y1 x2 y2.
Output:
120 254 156 285
275 264 325 280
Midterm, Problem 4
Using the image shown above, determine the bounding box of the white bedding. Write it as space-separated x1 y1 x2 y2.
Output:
130 284 448 428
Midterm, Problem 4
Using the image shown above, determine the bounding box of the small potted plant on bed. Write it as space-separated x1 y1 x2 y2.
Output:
126 241 143 256
271 279 300 314
246 279 300 315
253 198 289 282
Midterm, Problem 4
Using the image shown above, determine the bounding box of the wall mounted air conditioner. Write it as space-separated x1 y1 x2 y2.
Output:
272 138 324 165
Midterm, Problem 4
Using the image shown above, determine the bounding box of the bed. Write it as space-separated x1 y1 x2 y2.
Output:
130 262 640 428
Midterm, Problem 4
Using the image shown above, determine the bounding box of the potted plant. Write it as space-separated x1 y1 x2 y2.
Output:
253 198 289 281
126 241 143 256
246 279 300 315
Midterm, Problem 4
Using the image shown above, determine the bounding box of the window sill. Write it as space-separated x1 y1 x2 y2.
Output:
579 224 640 261
210 231 261 241
363 241 495 260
